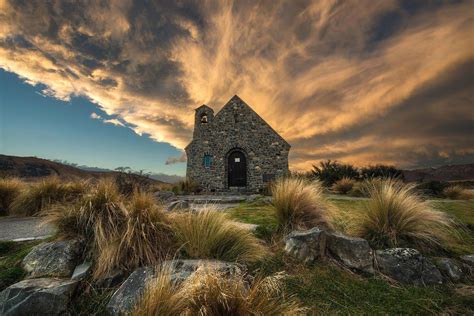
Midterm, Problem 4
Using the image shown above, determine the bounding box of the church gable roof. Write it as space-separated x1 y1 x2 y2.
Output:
214 95 290 148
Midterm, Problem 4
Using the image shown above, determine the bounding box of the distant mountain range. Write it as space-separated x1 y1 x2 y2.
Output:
0 154 183 184
402 164 474 183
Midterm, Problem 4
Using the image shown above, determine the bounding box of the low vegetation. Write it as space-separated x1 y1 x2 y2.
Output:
349 179 456 250
331 177 355 194
171 179 201 195
311 160 359 186
133 265 305 315
271 177 333 230
171 209 266 263
443 185 474 200
0 178 24 215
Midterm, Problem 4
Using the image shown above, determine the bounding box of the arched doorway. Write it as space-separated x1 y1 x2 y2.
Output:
227 150 247 187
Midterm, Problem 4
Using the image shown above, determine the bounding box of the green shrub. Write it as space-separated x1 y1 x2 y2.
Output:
351 179 456 250
416 180 449 197
0 178 24 216
360 164 402 180
171 209 266 263
271 177 333 230
311 160 358 187
332 177 355 194
443 186 474 200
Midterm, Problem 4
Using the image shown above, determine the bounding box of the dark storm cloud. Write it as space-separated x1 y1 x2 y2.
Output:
0 0 472 169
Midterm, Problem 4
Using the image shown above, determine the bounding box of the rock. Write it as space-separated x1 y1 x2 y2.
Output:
435 258 463 282
95 270 126 288
22 239 82 278
153 191 176 203
375 248 443 285
71 262 92 281
0 278 78 316
284 227 326 263
106 259 242 316
326 232 374 274
167 200 190 212
460 254 474 267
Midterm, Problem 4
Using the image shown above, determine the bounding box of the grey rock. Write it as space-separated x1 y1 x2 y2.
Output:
22 239 82 278
326 231 374 274
71 262 92 281
167 200 190 212
153 191 176 203
284 227 326 263
435 258 463 282
0 278 78 316
106 259 241 316
460 254 474 267
375 248 443 285
95 270 126 288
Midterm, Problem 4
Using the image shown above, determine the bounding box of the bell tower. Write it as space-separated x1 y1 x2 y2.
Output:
193 104 214 139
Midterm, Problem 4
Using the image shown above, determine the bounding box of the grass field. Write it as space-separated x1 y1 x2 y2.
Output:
227 197 474 314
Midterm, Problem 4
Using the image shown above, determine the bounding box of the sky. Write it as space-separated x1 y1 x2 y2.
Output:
0 0 473 175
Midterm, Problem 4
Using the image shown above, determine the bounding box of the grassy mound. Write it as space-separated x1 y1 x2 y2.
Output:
0 178 24 216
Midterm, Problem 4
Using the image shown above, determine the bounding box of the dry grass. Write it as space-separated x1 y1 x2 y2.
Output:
332 177 355 194
133 266 305 315
0 178 24 216
443 186 474 200
95 191 174 278
171 208 267 263
10 177 87 216
271 177 334 230
351 179 456 250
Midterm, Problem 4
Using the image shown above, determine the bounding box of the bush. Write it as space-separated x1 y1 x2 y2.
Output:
351 179 456 250
311 160 358 187
171 209 266 263
347 182 368 197
171 179 201 195
133 266 305 315
0 178 24 216
443 186 474 200
95 191 174 278
332 177 355 194
271 177 333 230
360 164 402 180
416 181 448 197
10 177 87 216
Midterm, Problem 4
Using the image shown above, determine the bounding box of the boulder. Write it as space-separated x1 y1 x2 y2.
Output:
0 278 78 316
106 259 242 316
153 191 176 203
284 227 326 263
167 200 190 212
375 248 443 285
326 232 374 274
71 262 92 281
435 258 463 282
22 239 82 278
460 254 474 267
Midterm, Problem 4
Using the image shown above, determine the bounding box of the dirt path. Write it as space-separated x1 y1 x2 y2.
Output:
0 217 55 241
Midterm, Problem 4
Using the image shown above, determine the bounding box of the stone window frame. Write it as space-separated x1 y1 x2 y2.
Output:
200 113 208 123
203 154 212 169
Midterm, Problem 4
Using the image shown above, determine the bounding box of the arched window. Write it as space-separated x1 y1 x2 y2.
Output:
203 155 212 168
200 114 208 123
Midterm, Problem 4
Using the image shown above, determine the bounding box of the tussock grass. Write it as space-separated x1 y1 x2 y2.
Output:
0 178 24 216
10 177 87 216
171 208 267 263
443 185 474 200
351 179 456 250
133 266 305 315
332 177 355 194
271 177 333 230
95 191 174 278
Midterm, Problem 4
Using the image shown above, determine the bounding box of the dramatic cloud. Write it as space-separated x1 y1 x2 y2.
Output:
1 0 473 169
166 153 187 165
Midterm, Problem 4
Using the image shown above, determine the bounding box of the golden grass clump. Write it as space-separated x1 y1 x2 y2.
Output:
0 178 24 216
10 177 87 216
133 266 305 316
271 177 334 230
171 208 267 263
351 179 456 250
95 191 174 278
443 185 474 200
332 177 355 194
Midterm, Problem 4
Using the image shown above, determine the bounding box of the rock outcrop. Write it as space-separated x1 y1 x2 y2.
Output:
326 231 374 274
435 258 464 282
284 227 326 263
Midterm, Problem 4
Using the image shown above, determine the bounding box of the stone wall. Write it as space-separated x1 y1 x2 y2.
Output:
185 95 290 192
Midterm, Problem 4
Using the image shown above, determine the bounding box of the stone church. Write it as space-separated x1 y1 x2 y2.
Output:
185 95 290 192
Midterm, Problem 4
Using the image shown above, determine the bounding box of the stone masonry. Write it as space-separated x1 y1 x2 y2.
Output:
185 95 290 192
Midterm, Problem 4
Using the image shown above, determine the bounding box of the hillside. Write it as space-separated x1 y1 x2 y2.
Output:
403 163 474 182
0 154 167 185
